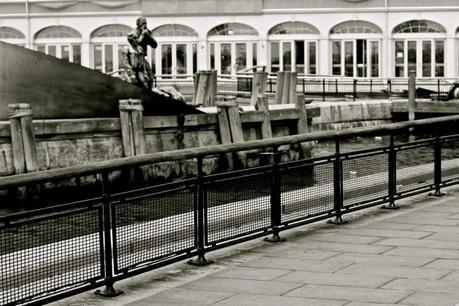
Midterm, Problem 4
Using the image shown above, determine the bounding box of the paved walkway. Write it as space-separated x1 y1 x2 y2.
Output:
54 185 459 306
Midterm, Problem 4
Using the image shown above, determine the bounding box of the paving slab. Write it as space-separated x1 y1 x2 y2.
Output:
337 263 451 279
287 240 394 254
423 258 459 269
181 277 303 296
275 270 392 288
212 293 346 306
345 303 410 306
211 266 291 281
384 246 459 259
338 228 433 239
285 284 411 304
360 221 421 231
239 257 351 273
306 233 383 244
375 237 459 249
382 278 459 294
325 252 435 267
398 291 459 306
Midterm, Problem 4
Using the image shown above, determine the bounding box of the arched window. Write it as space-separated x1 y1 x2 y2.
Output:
330 20 382 77
269 22 319 35
90 24 133 74
208 23 259 76
268 22 320 74
0 27 25 39
330 21 382 34
0 27 25 46
34 25 82 64
392 20 446 77
393 20 445 34
208 23 258 36
153 24 197 37
152 24 199 78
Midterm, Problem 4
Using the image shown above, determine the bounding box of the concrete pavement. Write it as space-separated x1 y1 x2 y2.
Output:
53 185 459 306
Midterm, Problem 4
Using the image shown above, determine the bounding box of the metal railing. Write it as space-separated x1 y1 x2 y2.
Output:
150 74 459 101
1 115 459 305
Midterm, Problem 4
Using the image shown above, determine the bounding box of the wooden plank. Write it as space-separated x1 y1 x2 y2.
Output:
20 115 38 173
195 71 209 106
408 71 416 121
289 72 298 106
251 72 268 106
208 70 217 107
275 72 284 104
119 100 135 157
131 107 146 156
295 94 312 158
9 117 25 174
281 72 291 104
256 95 272 139
216 105 234 170
192 72 200 105
227 105 247 167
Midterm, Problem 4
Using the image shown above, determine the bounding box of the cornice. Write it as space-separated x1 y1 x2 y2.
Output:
263 6 459 14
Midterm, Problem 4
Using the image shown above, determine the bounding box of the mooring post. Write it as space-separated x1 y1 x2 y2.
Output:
9 103 39 203
295 94 312 159
275 72 285 104
256 95 272 140
251 71 268 106
119 99 145 157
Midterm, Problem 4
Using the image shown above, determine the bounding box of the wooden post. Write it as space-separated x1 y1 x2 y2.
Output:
289 72 298 105
216 102 234 170
251 72 268 106
275 72 285 104
9 103 39 202
193 70 212 106
295 94 312 158
256 95 272 140
408 71 416 122
119 99 145 156
210 70 217 106
281 72 291 104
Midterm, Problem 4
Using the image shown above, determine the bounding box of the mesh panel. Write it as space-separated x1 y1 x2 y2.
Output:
442 139 459 182
342 154 388 207
113 188 195 272
396 145 434 193
205 172 271 244
280 162 334 223
0 207 103 305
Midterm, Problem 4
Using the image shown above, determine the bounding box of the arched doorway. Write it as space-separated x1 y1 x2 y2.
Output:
268 21 320 74
392 20 446 77
90 24 132 74
34 25 82 64
330 20 382 77
207 23 259 76
152 24 198 78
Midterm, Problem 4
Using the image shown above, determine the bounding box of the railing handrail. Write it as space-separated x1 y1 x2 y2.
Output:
1 114 458 190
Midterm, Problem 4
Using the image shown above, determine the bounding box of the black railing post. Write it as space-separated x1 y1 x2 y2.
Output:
353 79 357 101
188 156 213 265
387 79 392 98
430 128 444 197
370 79 373 99
95 172 123 297
322 78 326 101
437 79 441 101
265 147 284 242
382 134 399 210
328 139 347 224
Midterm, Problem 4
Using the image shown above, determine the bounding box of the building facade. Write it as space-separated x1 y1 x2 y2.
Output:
1 0 459 79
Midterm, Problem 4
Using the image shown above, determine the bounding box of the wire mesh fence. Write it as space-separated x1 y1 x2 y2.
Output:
0 202 104 306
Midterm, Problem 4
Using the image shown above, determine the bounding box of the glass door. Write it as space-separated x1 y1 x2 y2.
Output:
176 44 187 77
221 43 232 75
235 43 247 73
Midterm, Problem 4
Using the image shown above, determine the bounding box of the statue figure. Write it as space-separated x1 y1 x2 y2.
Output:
121 17 157 90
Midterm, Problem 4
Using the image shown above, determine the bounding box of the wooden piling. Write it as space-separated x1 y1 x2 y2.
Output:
119 99 145 157
193 70 217 107
408 71 416 122
281 72 291 104
289 72 298 105
256 95 272 140
9 103 39 202
251 72 268 106
295 94 312 158
275 72 285 104
216 102 234 170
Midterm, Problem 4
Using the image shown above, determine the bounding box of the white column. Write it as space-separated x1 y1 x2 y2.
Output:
382 37 390 78
259 37 268 68
81 40 91 68
319 37 329 76
446 37 456 78
198 40 207 71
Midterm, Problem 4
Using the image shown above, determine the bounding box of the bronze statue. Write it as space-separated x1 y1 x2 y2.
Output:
122 17 157 90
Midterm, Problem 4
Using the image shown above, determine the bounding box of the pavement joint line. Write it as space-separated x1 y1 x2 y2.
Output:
395 290 417 305
376 277 400 289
